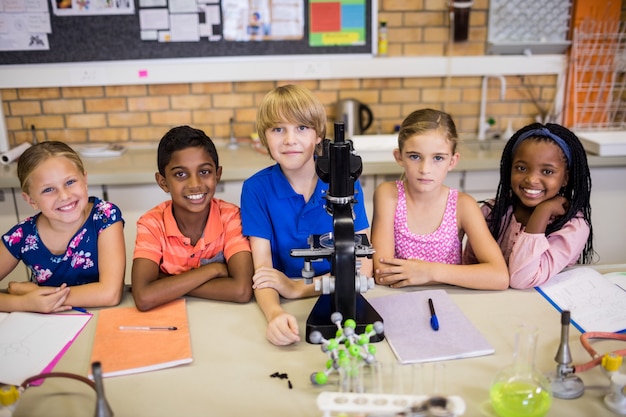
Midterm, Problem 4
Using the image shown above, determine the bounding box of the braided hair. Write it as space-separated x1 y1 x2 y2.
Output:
486 123 594 264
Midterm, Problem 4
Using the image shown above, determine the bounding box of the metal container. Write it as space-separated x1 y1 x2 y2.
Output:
334 99 374 139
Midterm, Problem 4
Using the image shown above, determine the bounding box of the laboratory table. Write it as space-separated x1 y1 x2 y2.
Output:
12 265 626 417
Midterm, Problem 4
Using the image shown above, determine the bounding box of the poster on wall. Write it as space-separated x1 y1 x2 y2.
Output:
0 0 372 65
0 0 51 51
138 0 304 43
309 0 366 47
52 0 135 16
221 0 303 41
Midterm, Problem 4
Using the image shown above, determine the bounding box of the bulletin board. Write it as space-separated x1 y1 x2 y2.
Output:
0 0 374 66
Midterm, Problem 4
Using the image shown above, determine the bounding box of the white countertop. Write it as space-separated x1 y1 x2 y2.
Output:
2 140 625 189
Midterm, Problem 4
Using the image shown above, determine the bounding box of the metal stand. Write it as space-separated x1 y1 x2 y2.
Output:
92 361 114 417
547 311 585 399
291 122 383 343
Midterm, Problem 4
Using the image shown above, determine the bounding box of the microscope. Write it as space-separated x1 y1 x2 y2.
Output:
290 122 384 343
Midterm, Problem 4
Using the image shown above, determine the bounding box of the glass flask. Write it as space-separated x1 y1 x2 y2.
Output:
490 324 552 417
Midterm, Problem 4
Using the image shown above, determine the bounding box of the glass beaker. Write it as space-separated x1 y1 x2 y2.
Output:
490 324 552 417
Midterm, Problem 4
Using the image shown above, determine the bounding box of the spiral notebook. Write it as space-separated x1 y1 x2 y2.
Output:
369 289 494 364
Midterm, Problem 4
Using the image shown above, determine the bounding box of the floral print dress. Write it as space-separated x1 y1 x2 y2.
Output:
2 197 124 287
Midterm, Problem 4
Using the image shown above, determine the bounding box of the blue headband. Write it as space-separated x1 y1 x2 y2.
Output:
512 127 571 167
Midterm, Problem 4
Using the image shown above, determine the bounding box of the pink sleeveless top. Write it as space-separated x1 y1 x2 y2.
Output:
394 180 462 264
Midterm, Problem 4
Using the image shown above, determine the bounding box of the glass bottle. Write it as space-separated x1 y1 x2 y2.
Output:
378 20 388 56
490 324 552 417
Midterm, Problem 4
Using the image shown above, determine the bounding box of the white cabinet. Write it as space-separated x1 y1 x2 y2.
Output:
358 175 376 222
0 188 29 286
461 170 499 202
214 180 243 206
589 167 626 264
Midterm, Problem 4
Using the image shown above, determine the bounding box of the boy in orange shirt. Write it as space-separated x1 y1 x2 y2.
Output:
131 126 253 311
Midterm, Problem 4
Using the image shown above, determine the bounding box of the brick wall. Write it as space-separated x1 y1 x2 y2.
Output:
0 1 606 147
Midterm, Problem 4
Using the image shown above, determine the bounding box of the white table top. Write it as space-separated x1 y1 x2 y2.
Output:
12 267 626 417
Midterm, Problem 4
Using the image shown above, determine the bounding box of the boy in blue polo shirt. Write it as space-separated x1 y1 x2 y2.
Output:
240 84 371 346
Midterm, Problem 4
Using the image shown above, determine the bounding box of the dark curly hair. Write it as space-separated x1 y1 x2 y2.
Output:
157 125 219 176
486 123 594 264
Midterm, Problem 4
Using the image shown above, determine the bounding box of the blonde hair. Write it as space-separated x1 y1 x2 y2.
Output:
17 141 85 194
398 108 458 153
256 84 327 155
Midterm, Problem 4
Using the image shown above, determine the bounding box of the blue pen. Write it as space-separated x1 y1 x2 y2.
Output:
428 298 439 331
72 307 88 314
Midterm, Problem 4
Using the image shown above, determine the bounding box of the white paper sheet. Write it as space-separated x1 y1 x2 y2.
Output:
0 312 91 386
536 267 626 333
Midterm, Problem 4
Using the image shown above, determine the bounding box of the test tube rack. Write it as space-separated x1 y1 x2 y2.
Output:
487 0 572 55
316 392 466 417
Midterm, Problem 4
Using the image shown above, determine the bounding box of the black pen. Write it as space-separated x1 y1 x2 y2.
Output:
428 298 439 331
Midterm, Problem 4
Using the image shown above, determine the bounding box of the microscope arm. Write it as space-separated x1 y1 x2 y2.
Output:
332 203 357 320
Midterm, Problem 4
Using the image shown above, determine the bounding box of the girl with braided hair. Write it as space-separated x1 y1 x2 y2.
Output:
463 123 594 289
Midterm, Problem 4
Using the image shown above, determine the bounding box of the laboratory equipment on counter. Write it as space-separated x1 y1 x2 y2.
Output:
490 324 552 417
546 309 626 414
228 117 238 150
547 311 585 399
92 362 114 417
309 312 383 389
11 362 114 417
290 122 383 342
317 391 466 417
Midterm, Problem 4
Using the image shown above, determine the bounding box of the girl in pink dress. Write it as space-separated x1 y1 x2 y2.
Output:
371 108 508 290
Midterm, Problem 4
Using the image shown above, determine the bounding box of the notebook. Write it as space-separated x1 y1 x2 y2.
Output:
536 267 626 333
368 289 494 364
89 298 192 378
0 312 92 386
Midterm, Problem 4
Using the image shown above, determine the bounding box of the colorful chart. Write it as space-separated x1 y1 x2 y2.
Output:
309 0 366 47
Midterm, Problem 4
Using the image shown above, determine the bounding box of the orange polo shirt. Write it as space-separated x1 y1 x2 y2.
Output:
133 199 250 275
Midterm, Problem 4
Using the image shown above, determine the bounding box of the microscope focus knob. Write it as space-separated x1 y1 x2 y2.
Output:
355 275 375 293
314 275 335 294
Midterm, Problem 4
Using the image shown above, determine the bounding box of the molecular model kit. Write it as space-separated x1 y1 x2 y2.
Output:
309 312 466 417
309 312 383 388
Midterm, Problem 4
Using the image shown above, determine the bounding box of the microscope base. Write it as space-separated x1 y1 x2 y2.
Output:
306 293 384 343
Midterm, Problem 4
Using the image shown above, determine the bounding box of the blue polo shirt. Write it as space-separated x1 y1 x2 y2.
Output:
241 164 369 279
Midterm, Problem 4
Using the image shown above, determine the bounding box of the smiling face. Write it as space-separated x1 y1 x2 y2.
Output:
510 139 569 208
265 121 321 173
393 131 459 192
23 155 89 227
156 146 222 215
